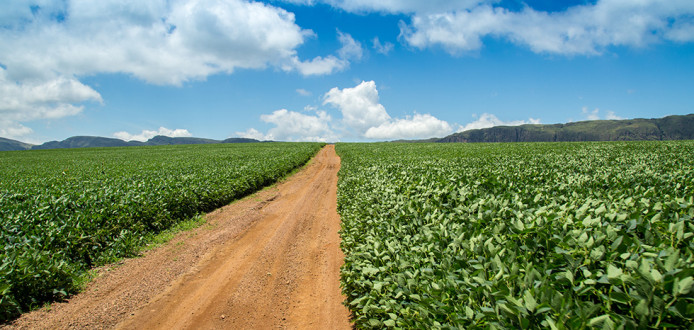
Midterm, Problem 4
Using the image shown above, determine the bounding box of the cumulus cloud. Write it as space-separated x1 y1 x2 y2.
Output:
400 1 694 55
113 127 193 142
372 37 394 55
323 80 452 139
0 0 313 85
0 67 102 139
238 109 335 142
458 113 541 132
323 81 391 134
236 128 271 141
364 113 452 139
0 120 34 141
285 0 694 55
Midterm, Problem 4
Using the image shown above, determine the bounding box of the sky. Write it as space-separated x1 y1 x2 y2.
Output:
1 0 693 144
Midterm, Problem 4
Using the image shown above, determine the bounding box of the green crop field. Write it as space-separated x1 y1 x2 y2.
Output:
0 142 323 320
336 141 694 329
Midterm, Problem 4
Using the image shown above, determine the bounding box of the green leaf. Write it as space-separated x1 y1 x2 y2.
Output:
524 291 537 312
650 269 662 283
634 300 649 317
545 316 559 330
588 314 610 327
368 319 382 327
607 264 622 280
664 250 679 272
383 319 396 327
362 267 379 275
565 271 575 285
609 291 630 305
595 204 606 215
465 306 474 319
676 277 693 295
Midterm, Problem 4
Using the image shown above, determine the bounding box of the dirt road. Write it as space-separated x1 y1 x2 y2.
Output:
7 145 351 329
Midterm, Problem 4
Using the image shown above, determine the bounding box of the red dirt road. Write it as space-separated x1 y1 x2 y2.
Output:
6 145 351 329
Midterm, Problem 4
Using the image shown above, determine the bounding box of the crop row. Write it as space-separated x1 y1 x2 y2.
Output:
336 141 694 328
0 142 323 320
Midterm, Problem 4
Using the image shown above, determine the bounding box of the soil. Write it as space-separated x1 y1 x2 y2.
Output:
5 145 351 329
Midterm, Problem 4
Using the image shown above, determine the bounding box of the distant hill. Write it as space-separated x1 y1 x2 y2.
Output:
0 137 34 151
31 136 134 150
437 114 694 143
0 135 264 151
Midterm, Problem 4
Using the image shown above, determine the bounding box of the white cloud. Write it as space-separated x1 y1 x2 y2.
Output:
236 128 270 141
289 55 348 76
288 0 694 56
113 127 192 142
337 31 363 60
323 80 391 134
242 81 453 141
288 30 363 75
239 109 335 142
288 0 694 55
0 120 34 141
323 80 452 139
372 37 394 55
606 111 623 120
458 113 541 132
0 67 102 139
364 113 452 139
582 107 601 120
665 21 694 42
0 0 314 85
582 107 624 121
296 88 312 96
399 1 694 55
285 0 483 14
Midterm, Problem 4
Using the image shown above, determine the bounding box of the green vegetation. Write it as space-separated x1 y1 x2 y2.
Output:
0 142 323 321
336 141 694 328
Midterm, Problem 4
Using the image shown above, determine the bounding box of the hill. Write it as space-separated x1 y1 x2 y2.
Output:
31 136 135 150
0 137 34 151
437 114 694 143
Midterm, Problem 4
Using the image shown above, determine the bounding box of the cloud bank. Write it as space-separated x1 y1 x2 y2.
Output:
286 0 694 55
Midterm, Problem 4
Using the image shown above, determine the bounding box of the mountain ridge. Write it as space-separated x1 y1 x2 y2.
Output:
0 135 264 151
436 114 694 143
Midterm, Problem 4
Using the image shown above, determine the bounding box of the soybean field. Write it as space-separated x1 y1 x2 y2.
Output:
336 141 694 328
0 142 323 320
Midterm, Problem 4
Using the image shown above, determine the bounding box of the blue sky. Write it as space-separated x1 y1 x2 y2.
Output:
1 0 693 143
